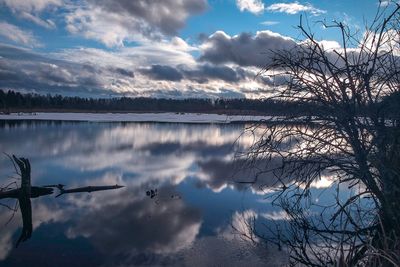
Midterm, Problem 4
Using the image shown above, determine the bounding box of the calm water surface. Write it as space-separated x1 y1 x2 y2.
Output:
0 121 341 266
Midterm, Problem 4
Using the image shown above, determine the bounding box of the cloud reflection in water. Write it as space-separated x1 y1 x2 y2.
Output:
0 121 296 265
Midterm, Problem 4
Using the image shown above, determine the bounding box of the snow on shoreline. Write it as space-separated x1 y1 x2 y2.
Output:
0 112 272 123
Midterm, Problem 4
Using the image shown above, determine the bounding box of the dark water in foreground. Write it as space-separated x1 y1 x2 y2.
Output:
0 121 340 266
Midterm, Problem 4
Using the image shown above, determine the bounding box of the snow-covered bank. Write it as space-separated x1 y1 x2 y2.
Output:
0 112 272 123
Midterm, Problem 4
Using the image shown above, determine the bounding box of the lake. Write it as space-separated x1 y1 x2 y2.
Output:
0 120 341 266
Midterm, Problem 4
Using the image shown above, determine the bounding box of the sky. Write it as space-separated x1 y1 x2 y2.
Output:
0 0 395 98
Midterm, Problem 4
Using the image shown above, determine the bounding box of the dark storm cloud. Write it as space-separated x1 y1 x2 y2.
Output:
0 69 20 81
139 65 184 81
0 44 51 62
182 64 246 83
90 0 208 36
111 67 134 78
140 64 248 83
199 31 296 67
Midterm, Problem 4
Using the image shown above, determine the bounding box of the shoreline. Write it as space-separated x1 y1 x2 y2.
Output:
0 112 273 124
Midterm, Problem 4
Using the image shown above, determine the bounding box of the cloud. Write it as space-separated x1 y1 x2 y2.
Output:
19 11 56 29
199 30 296 67
0 0 61 12
261 210 290 221
0 22 348 99
361 30 400 56
0 43 252 98
317 40 342 51
228 210 258 241
139 63 248 84
181 64 246 83
66 0 208 46
199 30 347 71
0 28 282 99
66 187 202 255
0 44 118 96
0 120 247 181
236 0 265 15
110 67 134 78
65 5 147 47
139 64 184 81
259 73 290 86
195 151 333 194
92 0 208 36
378 0 391 7
266 2 326 15
0 121 333 264
0 198 69 260
57 37 198 68
260 20 280 26
140 141 234 158
0 22 41 47
0 0 61 28
196 158 273 193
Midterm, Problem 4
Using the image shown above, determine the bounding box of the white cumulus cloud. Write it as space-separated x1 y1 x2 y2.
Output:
236 0 265 15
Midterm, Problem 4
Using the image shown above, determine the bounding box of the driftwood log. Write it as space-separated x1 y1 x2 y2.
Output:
51 184 124 198
0 187 53 199
0 155 124 247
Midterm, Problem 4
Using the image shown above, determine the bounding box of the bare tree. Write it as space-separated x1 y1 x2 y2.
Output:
242 2 400 266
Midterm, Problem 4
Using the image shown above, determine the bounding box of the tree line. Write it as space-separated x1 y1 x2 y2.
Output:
1 89 398 118
0 89 319 115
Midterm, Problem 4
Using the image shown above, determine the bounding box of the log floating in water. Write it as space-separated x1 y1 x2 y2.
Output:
52 184 125 198
1 155 124 248
0 187 53 199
